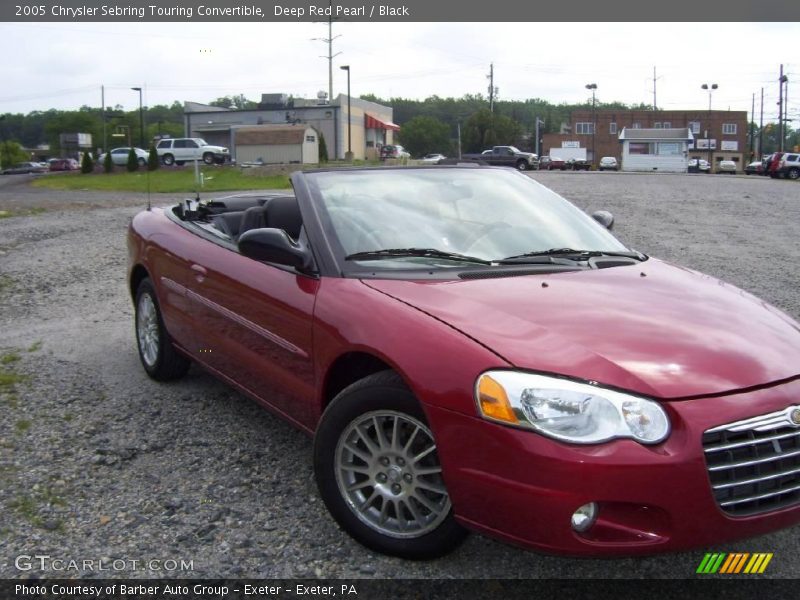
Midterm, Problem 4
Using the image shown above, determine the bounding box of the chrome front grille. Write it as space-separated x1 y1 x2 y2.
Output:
703 406 800 516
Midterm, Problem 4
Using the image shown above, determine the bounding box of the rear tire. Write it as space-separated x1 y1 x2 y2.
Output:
135 278 190 381
314 371 467 559
162 154 175 166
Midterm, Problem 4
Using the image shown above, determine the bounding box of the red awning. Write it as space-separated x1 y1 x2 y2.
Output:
364 114 400 131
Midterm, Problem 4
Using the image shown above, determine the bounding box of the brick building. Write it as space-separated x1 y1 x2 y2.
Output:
542 109 749 169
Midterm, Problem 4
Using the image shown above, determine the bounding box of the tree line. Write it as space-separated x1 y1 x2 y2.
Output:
0 93 796 168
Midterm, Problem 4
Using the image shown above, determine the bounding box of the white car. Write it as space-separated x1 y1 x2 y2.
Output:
421 153 446 164
717 160 737 175
688 159 711 173
598 156 618 171
98 147 149 167
156 138 230 166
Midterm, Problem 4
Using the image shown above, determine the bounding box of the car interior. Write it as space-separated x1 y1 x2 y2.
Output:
177 195 303 243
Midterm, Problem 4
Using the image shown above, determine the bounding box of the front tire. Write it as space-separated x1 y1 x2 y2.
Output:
788 168 799 180
138 157 146 166
515 160 528 171
135 278 190 381
202 152 215 165
314 371 466 559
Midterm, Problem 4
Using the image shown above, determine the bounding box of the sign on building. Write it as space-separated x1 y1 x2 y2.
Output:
696 139 717 150
562 141 580 148
720 141 738 151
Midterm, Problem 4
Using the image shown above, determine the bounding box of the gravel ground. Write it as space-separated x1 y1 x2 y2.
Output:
0 171 799 579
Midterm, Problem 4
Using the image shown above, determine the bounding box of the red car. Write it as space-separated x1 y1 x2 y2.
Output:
128 167 800 559
48 158 79 171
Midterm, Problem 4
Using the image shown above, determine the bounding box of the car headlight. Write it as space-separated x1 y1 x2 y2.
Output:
475 371 669 445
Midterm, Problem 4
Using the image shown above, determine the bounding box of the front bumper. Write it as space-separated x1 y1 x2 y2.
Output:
427 378 800 556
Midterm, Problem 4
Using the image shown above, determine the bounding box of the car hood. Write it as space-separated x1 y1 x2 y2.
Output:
363 259 800 399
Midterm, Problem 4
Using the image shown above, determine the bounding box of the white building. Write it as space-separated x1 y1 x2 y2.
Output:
619 128 694 172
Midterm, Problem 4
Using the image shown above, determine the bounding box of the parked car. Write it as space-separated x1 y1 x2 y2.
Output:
771 152 800 180
128 166 800 560
156 137 230 166
598 156 618 171
540 156 567 171
688 158 711 173
98 147 149 167
420 153 446 164
1 161 48 175
461 146 538 171
745 161 764 175
566 158 591 171
48 158 80 172
379 145 410 160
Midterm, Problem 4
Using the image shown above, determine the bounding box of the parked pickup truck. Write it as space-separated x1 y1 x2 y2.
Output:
462 146 538 171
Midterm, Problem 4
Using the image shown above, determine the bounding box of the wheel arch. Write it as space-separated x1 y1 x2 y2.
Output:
129 264 150 301
320 351 409 414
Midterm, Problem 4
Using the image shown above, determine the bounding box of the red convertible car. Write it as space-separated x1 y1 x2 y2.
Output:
128 166 800 559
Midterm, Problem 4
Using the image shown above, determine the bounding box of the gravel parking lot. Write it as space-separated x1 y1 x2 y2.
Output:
1 171 799 579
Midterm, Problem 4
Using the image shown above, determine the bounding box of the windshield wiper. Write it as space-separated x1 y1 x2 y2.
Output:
498 248 646 264
345 248 492 265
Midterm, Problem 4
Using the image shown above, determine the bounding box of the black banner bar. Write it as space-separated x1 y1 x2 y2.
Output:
1 0 798 22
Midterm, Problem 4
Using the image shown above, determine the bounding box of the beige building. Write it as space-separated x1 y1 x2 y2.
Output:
184 93 397 162
233 125 319 165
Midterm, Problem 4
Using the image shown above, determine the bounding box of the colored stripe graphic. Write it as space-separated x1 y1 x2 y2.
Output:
697 552 773 574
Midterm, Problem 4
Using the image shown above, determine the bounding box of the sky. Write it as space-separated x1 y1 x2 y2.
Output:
1 21 798 122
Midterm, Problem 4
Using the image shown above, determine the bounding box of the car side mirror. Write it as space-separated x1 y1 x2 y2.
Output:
591 210 614 230
238 228 313 271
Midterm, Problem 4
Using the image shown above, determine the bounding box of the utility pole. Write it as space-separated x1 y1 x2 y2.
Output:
457 121 462 159
750 92 755 160
652 66 660 110
759 87 764 157
312 1 341 104
101 85 106 154
487 63 497 113
534 117 545 157
778 64 785 152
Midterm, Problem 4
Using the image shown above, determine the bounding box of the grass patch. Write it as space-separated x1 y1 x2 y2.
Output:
4 392 18 409
27 340 42 353
9 492 66 531
0 207 47 219
32 167 292 193
15 419 32 433
63 413 73 422
1 351 20 365
0 274 13 293
0 369 26 390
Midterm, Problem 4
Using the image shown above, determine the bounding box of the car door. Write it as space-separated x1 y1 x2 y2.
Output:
182 139 200 161
182 237 318 429
111 148 128 165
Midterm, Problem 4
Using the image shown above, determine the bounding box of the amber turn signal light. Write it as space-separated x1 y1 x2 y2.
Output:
477 374 518 424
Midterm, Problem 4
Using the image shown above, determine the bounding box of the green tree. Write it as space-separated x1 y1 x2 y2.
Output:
103 149 114 173
318 131 328 163
462 108 522 153
126 147 139 172
80 151 94 174
397 115 451 158
0 140 29 169
147 145 159 171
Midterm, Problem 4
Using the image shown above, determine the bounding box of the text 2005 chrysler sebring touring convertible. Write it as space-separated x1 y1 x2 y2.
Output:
127 166 800 559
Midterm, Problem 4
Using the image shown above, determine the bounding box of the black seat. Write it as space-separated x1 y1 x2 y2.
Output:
237 205 268 238
210 210 245 237
264 196 302 240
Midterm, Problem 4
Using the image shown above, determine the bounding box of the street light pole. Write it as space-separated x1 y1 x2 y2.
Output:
701 83 718 166
339 65 352 161
585 83 597 168
131 87 144 149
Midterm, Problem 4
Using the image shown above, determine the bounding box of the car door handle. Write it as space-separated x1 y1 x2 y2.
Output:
191 264 207 282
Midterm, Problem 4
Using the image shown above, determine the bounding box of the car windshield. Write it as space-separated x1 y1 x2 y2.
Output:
507 146 522 153
195 139 208 146
306 168 628 271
